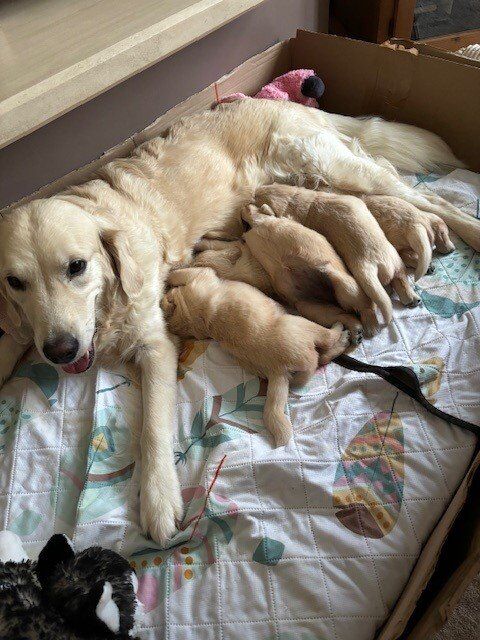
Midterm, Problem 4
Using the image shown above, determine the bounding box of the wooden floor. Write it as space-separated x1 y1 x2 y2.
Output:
0 0 265 149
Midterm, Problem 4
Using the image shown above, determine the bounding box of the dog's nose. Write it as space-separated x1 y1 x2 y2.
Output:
43 334 79 364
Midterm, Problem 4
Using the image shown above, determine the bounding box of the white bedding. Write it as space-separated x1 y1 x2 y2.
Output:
1 169 479 639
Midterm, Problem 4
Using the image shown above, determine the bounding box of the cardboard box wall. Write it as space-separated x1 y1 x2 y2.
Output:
2 31 479 640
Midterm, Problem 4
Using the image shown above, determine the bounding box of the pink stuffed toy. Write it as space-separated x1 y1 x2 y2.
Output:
218 69 325 108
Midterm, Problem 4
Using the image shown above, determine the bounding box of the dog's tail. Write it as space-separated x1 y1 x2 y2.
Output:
328 114 465 173
264 374 292 447
408 225 433 280
355 263 393 324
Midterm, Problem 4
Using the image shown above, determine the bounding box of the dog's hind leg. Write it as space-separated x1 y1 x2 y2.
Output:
391 274 421 308
295 300 364 345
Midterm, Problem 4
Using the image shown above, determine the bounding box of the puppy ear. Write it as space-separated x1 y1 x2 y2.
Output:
161 292 176 318
100 227 143 300
37 534 75 586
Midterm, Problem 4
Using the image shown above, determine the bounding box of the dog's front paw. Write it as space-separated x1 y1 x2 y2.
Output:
140 475 183 546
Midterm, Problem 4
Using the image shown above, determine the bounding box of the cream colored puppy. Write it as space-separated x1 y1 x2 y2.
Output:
194 236 372 340
194 216 377 340
162 267 351 446
254 184 421 324
241 204 377 340
362 195 455 279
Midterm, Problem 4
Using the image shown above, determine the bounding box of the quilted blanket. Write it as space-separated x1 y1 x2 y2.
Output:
0 169 479 640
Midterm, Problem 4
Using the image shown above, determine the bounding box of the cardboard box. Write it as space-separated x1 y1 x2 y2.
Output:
2 30 479 640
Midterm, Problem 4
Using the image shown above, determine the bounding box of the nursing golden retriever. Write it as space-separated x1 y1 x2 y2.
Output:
0 98 478 545
162 267 351 446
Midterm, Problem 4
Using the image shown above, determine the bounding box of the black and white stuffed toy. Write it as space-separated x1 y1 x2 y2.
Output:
0 530 141 639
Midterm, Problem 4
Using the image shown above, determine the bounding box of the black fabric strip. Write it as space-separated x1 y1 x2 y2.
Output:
333 354 480 438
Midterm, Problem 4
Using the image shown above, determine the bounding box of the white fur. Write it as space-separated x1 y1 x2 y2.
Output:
0 530 29 563
96 581 120 634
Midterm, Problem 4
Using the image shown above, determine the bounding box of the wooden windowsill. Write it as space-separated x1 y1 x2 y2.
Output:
0 0 266 149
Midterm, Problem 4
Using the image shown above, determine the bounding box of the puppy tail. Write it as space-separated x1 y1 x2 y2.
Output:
356 264 393 324
408 225 433 280
264 375 292 447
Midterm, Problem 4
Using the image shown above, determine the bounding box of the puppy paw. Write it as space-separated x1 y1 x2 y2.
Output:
348 327 363 345
274 429 292 448
140 476 183 546
407 295 422 308
341 329 352 347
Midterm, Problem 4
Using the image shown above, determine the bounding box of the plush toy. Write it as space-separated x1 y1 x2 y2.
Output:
218 68 325 108
0 530 140 639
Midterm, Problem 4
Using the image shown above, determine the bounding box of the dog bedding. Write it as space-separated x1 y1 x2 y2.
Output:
1 169 479 640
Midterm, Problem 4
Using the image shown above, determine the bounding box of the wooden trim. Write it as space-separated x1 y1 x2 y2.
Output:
0 0 268 151
393 0 415 39
419 29 480 52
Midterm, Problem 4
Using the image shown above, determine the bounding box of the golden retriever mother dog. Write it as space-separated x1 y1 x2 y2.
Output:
0 99 478 545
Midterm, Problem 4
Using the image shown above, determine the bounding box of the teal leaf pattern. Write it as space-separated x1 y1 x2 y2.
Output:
417 288 479 319
253 537 285 566
10 509 42 536
175 378 268 464
0 397 30 454
14 362 59 401
76 407 134 524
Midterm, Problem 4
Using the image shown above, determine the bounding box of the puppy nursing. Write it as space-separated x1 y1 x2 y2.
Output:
254 184 421 323
162 267 351 446
241 204 376 341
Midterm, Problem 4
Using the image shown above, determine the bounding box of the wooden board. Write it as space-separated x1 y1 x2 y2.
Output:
0 0 267 149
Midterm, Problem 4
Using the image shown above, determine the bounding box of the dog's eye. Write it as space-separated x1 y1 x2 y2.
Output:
7 276 25 291
68 260 87 277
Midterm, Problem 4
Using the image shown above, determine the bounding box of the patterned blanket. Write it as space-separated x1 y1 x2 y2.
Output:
0 169 479 639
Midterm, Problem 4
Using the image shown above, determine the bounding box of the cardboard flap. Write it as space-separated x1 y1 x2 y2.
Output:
389 38 480 69
292 30 480 171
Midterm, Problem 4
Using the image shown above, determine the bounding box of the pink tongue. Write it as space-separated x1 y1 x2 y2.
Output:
62 351 90 374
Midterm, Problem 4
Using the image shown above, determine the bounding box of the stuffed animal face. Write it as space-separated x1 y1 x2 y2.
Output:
37 534 140 638
0 531 140 639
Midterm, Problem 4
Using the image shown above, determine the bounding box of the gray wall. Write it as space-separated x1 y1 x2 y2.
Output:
0 0 328 208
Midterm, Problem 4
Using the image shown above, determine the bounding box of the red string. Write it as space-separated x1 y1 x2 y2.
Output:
188 454 227 541
213 82 220 103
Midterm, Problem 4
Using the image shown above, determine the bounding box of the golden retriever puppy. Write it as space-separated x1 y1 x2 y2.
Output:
194 229 373 341
162 267 351 446
361 195 455 279
254 184 421 324
241 204 377 340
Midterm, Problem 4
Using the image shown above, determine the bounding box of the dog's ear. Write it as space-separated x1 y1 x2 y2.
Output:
0 285 33 344
2 298 21 329
0 283 21 330
100 227 143 300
